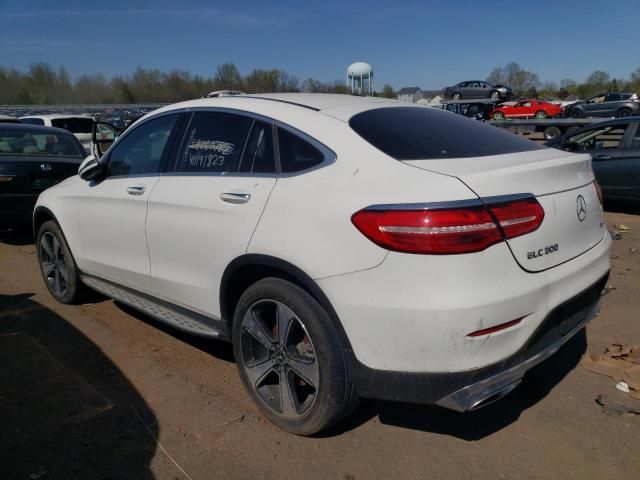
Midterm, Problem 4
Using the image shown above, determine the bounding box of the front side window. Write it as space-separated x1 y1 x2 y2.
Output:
107 114 178 176
51 117 93 133
0 129 84 157
177 112 252 173
565 125 628 151
277 128 325 173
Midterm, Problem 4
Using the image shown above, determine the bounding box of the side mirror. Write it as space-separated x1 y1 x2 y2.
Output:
92 122 120 158
78 155 105 181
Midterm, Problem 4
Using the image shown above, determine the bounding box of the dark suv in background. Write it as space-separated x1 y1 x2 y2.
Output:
565 92 639 118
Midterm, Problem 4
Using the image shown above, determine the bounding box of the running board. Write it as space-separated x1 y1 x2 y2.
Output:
80 275 229 340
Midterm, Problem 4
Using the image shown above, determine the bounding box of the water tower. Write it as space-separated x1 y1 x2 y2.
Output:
347 62 373 95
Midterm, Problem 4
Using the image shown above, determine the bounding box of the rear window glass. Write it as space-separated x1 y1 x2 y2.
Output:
349 107 546 160
51 117 94 133
0 129 84 157
20 118 45 126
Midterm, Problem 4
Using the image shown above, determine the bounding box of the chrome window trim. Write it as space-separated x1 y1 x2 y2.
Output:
362 193 535 211
100 106 336 179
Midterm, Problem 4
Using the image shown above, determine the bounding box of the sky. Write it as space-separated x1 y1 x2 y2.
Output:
1 0 638 89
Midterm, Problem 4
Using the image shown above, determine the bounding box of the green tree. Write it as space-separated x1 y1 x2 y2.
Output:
380 84 395 98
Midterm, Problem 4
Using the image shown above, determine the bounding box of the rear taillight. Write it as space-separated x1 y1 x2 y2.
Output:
594 180 603 204
351 198 544 255
487 197 545 239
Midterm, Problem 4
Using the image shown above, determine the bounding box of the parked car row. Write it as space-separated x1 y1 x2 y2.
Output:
443 79 639 120
546 117 640 202
0 123 86 227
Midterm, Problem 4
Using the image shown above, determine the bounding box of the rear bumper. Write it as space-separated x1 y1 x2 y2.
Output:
346 273 607 409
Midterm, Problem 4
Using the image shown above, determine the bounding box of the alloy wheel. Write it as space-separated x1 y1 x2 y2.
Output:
40 232 68 296
240 299 320 419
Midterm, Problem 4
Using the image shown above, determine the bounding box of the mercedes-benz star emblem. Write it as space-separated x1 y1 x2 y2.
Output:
576 194 587 222
40 163 52 172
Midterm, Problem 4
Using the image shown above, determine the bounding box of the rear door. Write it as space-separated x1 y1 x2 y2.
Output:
146 111 277 317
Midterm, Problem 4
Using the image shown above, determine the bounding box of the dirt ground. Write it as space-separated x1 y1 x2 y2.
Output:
1 206 639 480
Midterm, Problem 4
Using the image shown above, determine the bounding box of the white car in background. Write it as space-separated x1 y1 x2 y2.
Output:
33 94 611 435
20 115 94 153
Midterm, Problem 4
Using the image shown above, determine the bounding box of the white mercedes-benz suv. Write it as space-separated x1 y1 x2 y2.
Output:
34 94 611 435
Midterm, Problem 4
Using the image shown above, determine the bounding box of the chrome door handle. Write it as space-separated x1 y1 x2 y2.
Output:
220 192 251 204
126 185 146 195
594 155 611 161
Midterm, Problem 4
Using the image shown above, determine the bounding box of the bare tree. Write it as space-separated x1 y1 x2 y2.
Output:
486 67 504 85
586 70 611 90
213 62 243 90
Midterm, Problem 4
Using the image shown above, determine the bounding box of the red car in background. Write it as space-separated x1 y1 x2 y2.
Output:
491 100 563 119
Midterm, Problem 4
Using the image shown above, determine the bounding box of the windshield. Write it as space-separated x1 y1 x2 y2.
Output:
0 129 84 157
349 107 546 160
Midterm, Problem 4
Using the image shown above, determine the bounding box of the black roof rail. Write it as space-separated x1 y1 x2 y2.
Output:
237 96 321 112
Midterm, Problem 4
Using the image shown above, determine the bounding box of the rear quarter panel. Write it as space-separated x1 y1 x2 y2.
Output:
248 119 478 279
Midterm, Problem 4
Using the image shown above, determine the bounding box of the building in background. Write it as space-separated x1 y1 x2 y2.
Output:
347 62 374 96
397 87 423 103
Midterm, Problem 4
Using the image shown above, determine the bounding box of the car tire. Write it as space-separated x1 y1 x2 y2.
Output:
543 126 562 141
36 220 89 304
568 108 583 119
452 93 461 100
616 108 632 118
534 110 547 119
492 111 505 120
232 277 358 436
490 90 500 100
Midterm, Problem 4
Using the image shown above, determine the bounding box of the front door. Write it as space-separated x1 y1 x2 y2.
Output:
146 111 277 318
72 113 181 290
593 123 640 199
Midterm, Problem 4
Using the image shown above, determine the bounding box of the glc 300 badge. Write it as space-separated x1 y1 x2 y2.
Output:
527 243 559 260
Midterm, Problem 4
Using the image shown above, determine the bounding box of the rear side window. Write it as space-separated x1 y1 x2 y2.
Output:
177 112 251 173
51 117 93 133
349 107 546 160
277 128 325 173
567 125 628 150
239 121 275 173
